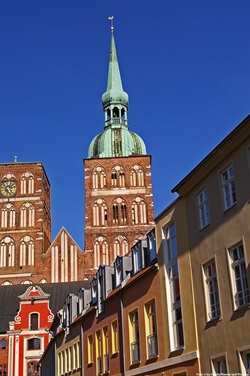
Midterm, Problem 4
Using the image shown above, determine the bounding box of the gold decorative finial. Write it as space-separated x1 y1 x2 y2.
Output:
108 16 114 31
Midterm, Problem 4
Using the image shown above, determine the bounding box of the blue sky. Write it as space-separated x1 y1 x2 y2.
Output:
0 1 249 248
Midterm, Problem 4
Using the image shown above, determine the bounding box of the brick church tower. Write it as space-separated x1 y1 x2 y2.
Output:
84 28 154 272
0 162 51 285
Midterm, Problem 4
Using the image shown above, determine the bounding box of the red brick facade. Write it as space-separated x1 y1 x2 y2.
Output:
84 155 154 274
0 162 87 285
0 162 51 285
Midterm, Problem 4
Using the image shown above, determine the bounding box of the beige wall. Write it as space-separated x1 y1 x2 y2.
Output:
183 137 250 373
155 198 199 373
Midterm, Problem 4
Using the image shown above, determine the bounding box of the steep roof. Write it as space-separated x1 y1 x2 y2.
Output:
0 281 90 333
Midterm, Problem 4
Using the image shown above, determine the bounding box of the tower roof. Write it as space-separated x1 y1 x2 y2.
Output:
88 26 146 159
102 31 129 108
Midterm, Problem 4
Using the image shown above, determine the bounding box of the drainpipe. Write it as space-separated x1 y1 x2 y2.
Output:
81 320 84 376
120 288 126 376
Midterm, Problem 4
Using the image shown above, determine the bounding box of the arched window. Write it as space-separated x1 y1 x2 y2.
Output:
20 202 35 227
112 198 127 225
114 236 129 259
20 172 34 195
1 203 16 228
113 106 119 118
132 197 147 225
92 166 106 189
111 165 125 188
0 237 15 267
94 236 109 268
27 337 40 350
20 236 34 266
1 281 12 286
0 340 6 350
30 313 39 330
93 199 108 226
130 165 145 187
27 361 40 376
0 364 7 376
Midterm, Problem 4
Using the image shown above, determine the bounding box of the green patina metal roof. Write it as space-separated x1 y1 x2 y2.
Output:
88 30 146 159
102 32 129 108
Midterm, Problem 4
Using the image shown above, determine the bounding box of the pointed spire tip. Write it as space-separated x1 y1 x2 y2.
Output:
108 16 114 31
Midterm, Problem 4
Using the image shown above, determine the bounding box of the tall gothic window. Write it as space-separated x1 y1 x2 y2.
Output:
114 236 129 259
94 236 109 268
92 166 106 189
20 202 35 227
93 199 108 226
112 198 127 225
20 172 34 195
130 165 145 187
1 203 16 228
111 166 125 188
20 236 34 266
132 197 147 225
0 237 15 267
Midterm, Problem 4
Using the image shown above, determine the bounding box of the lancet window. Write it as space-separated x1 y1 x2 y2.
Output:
112 198 127 225
93 199 108 227
20 202 35 227
132 197 147 225
0 236 15 267
92 166 106 189
130 165 145 187
114 236 129 259
94 236 109 268
20 172 34 195
111 165 125 188
1 203 16 228
20 235 34 266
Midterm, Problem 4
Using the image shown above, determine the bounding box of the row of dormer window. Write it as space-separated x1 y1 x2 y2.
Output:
57 228 156 335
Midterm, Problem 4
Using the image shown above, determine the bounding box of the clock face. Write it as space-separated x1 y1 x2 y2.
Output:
0 181 17 197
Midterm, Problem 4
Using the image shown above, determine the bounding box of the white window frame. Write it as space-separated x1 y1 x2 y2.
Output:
144 300 158 358
238 346 250 374
197 187 210 229
228 242 249 309
163 222 184 351
210 354 228 375
221 164 237 211
132 243 142 273
202 258 221 321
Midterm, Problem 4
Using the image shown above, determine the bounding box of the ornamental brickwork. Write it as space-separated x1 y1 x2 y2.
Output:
84 155 154 275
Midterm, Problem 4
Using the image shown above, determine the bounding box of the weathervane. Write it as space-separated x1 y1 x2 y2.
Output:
108 16 114 31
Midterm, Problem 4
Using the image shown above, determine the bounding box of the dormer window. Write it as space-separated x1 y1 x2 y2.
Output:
147 229 156 262
132 242 142 274
91 278 97 306
115 257 122 287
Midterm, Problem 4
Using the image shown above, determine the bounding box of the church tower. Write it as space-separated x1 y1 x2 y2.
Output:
84 27 154 272
0 161 51 285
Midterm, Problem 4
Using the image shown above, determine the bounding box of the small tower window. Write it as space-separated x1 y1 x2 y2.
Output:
113 107 119 118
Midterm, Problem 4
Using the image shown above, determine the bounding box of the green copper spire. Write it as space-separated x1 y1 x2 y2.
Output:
102 31 129 108
88 25 146 159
